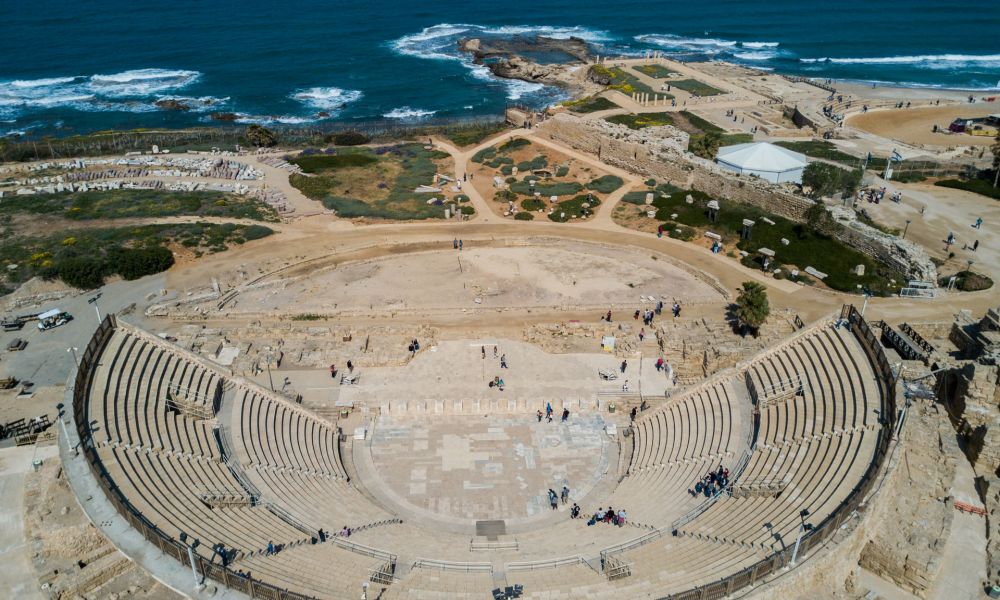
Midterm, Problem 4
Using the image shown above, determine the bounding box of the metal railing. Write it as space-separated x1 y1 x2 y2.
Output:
72 315 316 600
655 305 898 599
411 559 493 573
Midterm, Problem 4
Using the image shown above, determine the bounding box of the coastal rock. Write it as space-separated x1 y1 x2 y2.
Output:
457 35 598 94
210 112 239 122
155 99 191 111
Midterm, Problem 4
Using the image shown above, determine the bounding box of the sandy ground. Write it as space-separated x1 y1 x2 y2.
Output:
226 240 724 315
858 177 1000 283
848 104 999 147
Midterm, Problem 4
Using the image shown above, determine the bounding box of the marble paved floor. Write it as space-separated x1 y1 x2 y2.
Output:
370 414 609 521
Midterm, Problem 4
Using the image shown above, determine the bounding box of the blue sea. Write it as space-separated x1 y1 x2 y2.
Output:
2 0 999 137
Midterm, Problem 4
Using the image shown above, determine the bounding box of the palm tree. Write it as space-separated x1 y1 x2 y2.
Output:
734 281 770 337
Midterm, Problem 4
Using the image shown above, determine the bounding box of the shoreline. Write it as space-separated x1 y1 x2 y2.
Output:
3 56 998 141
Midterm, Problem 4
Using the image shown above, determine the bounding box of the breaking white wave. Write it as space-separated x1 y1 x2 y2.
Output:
0 69 205 118
291 86 363 111
635 34 786 61
9 76 80 88
383 107 436 119
800 53 1000 70
88 68 201 96
228 113 320 125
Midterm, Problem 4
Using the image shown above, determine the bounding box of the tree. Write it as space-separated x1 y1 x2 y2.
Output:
802 162 862 199
991 133 1000 187
245 124 278 148
734 281 770 337
689 132 722 159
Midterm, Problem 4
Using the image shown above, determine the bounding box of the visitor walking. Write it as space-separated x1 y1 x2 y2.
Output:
561 486 570 504
622 379 630 393
329 364 337 379
620 360 627 373
548 489 559 510
459 239 463 251
500 354 508 369
561 408 570 422
453 238 458 249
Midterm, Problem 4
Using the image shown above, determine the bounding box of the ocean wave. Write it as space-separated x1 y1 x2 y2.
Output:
800 53 1000 69
291 86 363 111
635 33 785 61
0 68 204 118
88 68 201 96
383 107 436 119
9 76 80 88
227 113 320 125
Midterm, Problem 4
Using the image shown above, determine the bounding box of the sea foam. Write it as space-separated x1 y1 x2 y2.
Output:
383 107 436 119
291 87 363 111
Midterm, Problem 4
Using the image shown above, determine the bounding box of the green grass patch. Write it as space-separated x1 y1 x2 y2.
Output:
633 64 677 79
586 175 624 193
936 178 1000 200
668 79 724 96
643 189 902 294
289 152 377 173
509 180 583 197
604 112 675 130
291 144 454 220
0 189 279 222
443 123 510 147
548 195 600 222
678 111 724 134
591 66 658 96
562 96 619 114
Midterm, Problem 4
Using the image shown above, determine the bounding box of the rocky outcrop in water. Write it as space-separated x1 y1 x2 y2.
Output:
457 36 598 93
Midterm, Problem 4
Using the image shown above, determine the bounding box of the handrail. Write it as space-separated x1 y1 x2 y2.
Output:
507 555 586 571
412 559 493 572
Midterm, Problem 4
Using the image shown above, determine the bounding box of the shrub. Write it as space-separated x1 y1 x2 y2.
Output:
113 246 175 280
935 178 1000 200
521 198 546 212
514 212 534 221
645 178 657 187
329 131 370 146
471 147 497 163
586 175 624 194
556 165 570 177
245 124 278 147
498 138 531 153
516 155 548 172
242 225 274 241
55 256 107 289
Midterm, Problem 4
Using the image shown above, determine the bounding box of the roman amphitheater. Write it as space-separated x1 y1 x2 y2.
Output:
3 57 1000 600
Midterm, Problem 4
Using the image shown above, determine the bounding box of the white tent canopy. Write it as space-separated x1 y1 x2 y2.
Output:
716 142 808 184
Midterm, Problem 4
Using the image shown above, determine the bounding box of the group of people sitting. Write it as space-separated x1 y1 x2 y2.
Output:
690 465 730 498
584 506 627 527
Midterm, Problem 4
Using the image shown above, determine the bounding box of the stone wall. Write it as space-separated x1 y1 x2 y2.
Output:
540 113 939 282
542 113 814 221
858 401 958 597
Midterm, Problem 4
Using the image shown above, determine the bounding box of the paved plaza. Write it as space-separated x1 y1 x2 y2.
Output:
369 414 611 522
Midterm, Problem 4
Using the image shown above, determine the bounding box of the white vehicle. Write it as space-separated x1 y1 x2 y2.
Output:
37 309 73 331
